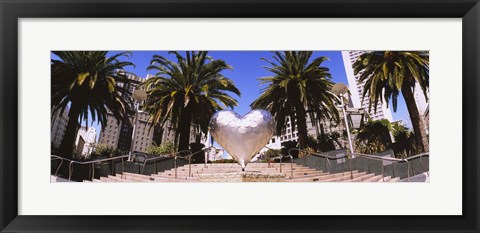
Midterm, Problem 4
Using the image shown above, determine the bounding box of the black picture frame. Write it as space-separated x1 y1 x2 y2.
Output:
1 0 478 232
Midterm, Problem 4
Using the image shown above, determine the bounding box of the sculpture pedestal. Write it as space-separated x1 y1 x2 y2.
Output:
198 172 286 182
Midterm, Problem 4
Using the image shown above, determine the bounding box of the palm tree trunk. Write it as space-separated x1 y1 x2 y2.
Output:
58 103 81 158
401 84 429 152
295 103 308 150
178 106 193 151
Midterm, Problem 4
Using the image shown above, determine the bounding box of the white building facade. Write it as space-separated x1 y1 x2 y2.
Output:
76 126 97 156
341 51 394 122
413 82 429 116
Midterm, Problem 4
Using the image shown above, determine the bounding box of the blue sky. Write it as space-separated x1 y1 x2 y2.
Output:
64 51 411 141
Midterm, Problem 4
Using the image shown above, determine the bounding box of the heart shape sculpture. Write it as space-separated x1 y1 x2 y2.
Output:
209 109 276 169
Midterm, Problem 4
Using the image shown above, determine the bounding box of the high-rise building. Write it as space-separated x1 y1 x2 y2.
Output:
75 126 97 156
98 73 200 153
51 106 70 150
341 51 394 122
98 73 160 153
413 82 429 135
262 112 347 153
413 82 429 116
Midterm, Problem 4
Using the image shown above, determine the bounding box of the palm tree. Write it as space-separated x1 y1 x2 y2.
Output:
355 119 392 154
143 51 241 151
51 51 136 158
251 51 339 150
353 51 429 152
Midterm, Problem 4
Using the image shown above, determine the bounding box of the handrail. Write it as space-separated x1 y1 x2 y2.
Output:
289 148 349 176
131 151 177 175
352 152 429 181
51 156 64 176
273 154 294 179
131 152 148 161
51 154 128 181
172 148 209 179
289 148 348 160
289 148 429 181
351 152 429 163
174 150 194 179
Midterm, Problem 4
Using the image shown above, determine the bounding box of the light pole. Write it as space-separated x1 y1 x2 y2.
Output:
332 83 354 179
128 89 147 161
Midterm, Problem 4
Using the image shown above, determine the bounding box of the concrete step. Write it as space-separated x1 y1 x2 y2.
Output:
118 172 152 181
390 177 400 182
287 171 360 182
99 177 117 182
363 175 384 182
151 176 198 182
378 176 391 182
91 163 406 183
111 174 149 182
320 171 367 182
349 173 375 182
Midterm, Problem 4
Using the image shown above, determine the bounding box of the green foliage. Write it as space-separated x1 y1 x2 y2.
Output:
51 51 136 157
251 51 339 149
316 134 337 152
146 142 175 156
391 122 420 158
262 149 281 161
94 143 114 157
353 51 429 152
210 159 237 163
91 143 124 158
142 51 241 151
354 119 392 154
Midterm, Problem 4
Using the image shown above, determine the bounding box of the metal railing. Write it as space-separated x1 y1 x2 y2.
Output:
289 148 349 175
352 152 429 181
270 153 294 178
131 151 178 175
51 154 128 181
288 148 429 181
173 150 194 179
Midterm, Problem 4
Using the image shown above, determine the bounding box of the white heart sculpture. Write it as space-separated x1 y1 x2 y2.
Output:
209 109 276 169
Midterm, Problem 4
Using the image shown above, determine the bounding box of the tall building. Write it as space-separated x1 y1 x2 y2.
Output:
413 82 429 116
98 73 200 153
75 126 97 156
341 51 394 122
424 105 429 135
98 73 159 153
262 113 347 153
413 82 429 135
51 106 70 150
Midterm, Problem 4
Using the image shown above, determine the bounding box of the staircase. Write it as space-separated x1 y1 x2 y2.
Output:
84 162 400 182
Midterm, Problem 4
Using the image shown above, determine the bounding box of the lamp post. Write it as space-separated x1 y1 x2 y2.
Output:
346 108 366 129
332 83 354 179
128 89 147 161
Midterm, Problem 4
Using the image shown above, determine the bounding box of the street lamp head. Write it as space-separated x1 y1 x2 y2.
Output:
332 83 349 95
132 89 147 102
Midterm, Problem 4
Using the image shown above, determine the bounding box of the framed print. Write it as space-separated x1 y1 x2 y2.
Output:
1 0 479 232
